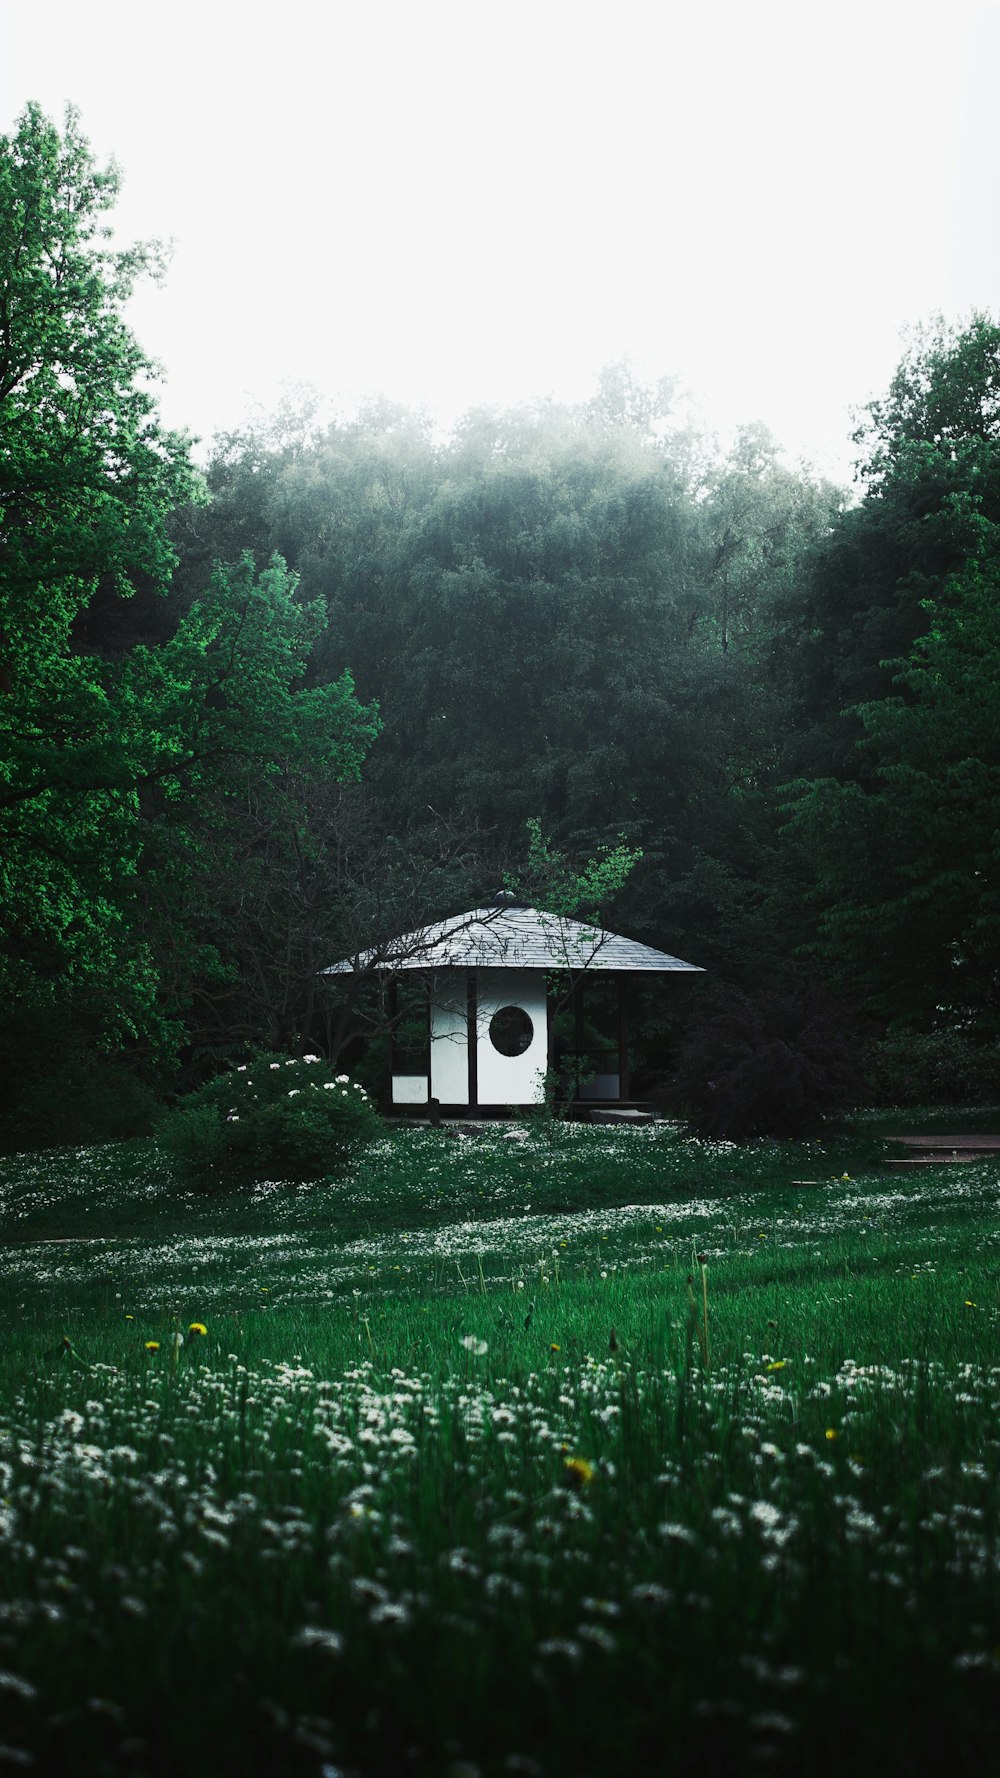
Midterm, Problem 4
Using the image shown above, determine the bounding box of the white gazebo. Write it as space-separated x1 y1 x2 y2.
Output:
322 896 702 1115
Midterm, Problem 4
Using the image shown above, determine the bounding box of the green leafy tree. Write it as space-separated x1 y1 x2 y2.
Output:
0 103 197 1039
129 553 380 1055
0 110 381 1135
513 816 641 919
779 314 1000 781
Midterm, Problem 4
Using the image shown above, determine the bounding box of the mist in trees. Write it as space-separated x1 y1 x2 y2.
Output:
4 103 999 1144
182 374 845 990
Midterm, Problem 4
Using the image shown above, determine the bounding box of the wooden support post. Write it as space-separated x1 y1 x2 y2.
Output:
388 978 398 1091
617 976 630 1102
421 976 432 1113
574 977 585 1076
467 971 478 1111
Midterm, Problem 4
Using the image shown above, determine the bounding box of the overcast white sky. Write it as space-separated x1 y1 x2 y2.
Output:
2 0 999 479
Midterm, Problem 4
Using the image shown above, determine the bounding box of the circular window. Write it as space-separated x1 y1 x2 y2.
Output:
489 1005 534 1057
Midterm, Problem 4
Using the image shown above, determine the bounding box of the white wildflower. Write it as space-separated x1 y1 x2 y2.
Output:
294 1626 343 1655
0 1671 36 1699
369 1600 411 1628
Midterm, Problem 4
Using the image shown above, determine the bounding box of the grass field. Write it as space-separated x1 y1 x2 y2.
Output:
1 1117 999 1776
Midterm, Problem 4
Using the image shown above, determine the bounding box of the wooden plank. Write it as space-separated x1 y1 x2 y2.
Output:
892 1134 1000 1150
617 976 630 1102
885 1156 979 1168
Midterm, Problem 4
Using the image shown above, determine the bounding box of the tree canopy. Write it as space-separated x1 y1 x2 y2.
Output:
6 101 1000 1138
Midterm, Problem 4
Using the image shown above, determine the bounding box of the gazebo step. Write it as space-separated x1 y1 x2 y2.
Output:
587 1107 655 1126
885 1155 981 1168
883 1132 1000 1169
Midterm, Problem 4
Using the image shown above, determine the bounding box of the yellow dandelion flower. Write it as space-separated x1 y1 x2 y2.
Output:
766 1360 787 1372
825 1427 838 1440
550 1343 561 1351
188 1322 208 1336
964 1300 977 1309
144 1340 160 1352
563 1456 596 1490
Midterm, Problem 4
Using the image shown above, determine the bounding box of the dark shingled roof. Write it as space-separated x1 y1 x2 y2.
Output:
322 904 702 975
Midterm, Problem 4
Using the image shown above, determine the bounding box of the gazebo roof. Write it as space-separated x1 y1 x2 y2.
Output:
322 902 702 976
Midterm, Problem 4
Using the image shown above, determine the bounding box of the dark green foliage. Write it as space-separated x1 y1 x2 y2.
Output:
792 553 1000 1027
127 552 379 1055
158 1051 382 1188
784 319 1000 1034
0 999 159 1154
868 1029 1000 1107
669 984 869 1140
6 1064 159 1155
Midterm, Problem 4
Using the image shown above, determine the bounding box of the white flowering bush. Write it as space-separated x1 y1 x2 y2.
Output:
159 1052 381 1188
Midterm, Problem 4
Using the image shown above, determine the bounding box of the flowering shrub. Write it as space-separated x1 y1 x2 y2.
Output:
158 1052 381 1188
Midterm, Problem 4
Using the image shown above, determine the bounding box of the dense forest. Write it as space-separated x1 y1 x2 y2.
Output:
3 104 999 1146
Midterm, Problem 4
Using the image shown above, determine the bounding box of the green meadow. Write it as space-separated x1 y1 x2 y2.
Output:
2 1120 999 1777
